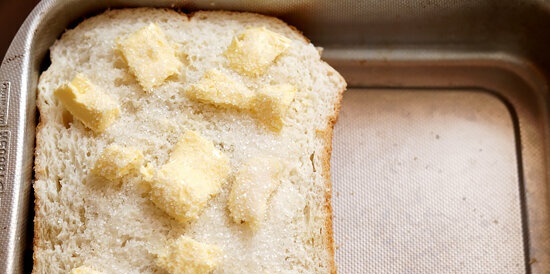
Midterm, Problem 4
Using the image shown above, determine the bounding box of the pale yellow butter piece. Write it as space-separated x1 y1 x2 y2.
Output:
139 162 156 182
119 23 182 90
253 84 297 132
228 157 283 230
150 131 230 223
185 69 254 110
156 236 222 274
92 144 143 182
54 74 120 133
224 27 291 76
70 266 103 274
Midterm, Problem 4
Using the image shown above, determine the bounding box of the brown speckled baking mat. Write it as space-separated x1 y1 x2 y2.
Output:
332 89 525 273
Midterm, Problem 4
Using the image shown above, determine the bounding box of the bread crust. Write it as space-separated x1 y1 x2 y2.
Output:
32 159 41 274
317 72 346 274
32 86 48 274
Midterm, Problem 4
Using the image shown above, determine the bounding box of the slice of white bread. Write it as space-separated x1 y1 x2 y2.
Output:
33 8 346 274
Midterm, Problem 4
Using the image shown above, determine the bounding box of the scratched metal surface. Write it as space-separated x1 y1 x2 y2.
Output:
1 1 549 273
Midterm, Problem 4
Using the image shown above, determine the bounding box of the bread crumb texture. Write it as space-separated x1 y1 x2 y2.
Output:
34 8 345 274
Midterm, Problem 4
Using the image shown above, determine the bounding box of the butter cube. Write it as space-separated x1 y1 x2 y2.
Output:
156 236 221 274
54 74 120 133
139 162 155 182
150 131 230 223
119 23 182 90
252 84 297 132
228 157 283 230
92 144 143 182
185 69 254 110
70 266 102 274
224 27 291 76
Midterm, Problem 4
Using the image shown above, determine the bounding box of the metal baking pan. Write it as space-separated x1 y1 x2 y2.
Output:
1 0 549 273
